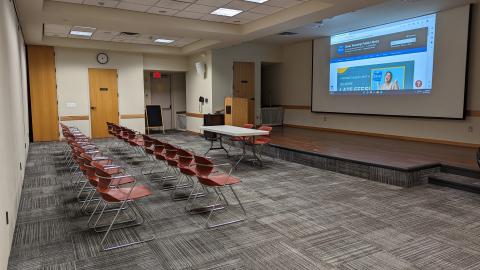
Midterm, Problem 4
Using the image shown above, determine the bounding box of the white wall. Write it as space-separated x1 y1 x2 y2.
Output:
186 51 213 133
0 1 30 269
55 47 145 134
275 3 480 145
143 54 188 72
212 43 282 124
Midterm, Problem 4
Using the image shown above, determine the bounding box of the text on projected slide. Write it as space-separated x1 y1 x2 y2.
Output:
329 14 436 96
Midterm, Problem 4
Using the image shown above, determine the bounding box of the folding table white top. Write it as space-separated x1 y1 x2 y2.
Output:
200 125 269 137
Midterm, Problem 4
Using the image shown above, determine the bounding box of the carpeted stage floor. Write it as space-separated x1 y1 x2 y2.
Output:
8 132 480 269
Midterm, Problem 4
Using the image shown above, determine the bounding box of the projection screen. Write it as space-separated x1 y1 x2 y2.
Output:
311 5 471 119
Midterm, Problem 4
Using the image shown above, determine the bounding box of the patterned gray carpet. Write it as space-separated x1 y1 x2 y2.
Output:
8 132 480 270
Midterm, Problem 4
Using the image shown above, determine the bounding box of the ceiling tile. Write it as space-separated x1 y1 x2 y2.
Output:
44 24 72 34
52 0 84 4
117 2 150 12
265 0 302 8
45 32 69 38
175 11 205 19
91 35 114 41
201 14 227 22
92 30 120 37
249 4 281 14
146 6 179 15
156 0 191 10
83 0 120 8
195 0 231 7
223 0 258 11
122 0 159 5
183 4 215 13
234 11 265 20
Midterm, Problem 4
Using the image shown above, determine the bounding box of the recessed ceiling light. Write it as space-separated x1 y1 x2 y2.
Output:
211 8 243 17
154 38 175 44
70 26 96 37
244 0 269 3
70 30 93 37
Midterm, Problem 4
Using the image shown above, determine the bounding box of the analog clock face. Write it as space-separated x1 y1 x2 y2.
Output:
97 53 109 64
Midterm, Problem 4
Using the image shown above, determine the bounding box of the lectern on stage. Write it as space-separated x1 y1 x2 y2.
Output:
224 97 248 127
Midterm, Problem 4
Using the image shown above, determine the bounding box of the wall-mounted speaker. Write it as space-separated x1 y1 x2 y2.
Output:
195 61 206 77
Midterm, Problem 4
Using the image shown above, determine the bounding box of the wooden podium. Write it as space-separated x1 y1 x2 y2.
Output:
224 97 248 127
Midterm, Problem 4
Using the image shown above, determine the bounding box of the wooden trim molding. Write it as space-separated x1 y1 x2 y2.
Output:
466 110 480 117
186 112 204 118
279 107 480 118
281 105 311 110
60 115 89 121
284 124 480 148
120 114 144 119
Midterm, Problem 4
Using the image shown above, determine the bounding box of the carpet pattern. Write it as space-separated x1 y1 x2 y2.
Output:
8 132 480 269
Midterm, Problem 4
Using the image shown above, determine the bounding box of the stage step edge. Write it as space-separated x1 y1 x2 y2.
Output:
428 172 480 194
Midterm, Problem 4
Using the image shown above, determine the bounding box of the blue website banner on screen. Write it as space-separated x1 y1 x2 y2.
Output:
329 14 436 96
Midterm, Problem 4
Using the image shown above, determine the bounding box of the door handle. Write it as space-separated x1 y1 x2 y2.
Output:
90 106 96 110
250 98 255 101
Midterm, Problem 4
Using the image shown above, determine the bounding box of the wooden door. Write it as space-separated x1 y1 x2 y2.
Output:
88 68 119 138
233 62 255 124
27 45 59 141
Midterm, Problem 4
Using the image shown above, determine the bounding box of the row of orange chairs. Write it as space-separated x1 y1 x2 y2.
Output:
107 123 247 228
61 123 154 251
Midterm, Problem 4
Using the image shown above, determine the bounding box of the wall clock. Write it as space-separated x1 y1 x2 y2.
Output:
96 52 109 64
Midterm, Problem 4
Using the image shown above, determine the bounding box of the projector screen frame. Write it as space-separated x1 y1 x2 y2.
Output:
310 7 472 120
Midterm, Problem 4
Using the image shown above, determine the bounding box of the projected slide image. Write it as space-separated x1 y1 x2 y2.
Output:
335 61 414 95
329 14 436 96
371 66 406 91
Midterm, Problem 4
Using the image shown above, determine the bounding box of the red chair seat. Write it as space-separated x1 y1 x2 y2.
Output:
250 138 271 145
231 136 247 142
167 158 178 166
88 175 134 187
179 165 196 176
111 176 135 186
129 139 144 146
198 174 240 187
155 153 166 161
102 185 152 202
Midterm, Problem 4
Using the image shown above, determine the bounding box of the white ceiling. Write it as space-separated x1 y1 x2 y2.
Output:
44 23 200 47
258 0 477 44
14 0 389 55
52 0 309 25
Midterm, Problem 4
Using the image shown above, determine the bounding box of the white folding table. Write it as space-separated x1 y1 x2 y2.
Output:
200 125 269 168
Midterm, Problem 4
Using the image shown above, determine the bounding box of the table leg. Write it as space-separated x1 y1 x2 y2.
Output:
251 136 264 167
205 134 229 157
234 140 247 169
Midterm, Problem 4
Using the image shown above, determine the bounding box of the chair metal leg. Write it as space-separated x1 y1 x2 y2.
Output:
100 200 154 251
205 185 246 229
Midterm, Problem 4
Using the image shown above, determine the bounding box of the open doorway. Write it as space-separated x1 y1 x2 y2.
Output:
144 70 186 131
261 62 283 126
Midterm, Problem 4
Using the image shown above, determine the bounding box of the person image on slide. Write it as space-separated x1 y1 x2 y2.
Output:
379 71 400 90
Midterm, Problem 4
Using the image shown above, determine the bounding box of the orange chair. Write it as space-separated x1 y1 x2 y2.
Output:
247 125 272 165
90 165 154 251
187 155 246 228
171 148 204 200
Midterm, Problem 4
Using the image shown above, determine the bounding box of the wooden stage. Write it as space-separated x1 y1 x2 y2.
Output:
266 126 479 186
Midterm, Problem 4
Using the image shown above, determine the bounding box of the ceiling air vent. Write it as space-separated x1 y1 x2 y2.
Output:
120 32 140 36
278 31 298 36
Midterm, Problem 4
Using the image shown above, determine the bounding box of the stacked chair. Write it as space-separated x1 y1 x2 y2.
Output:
61 123 154 251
